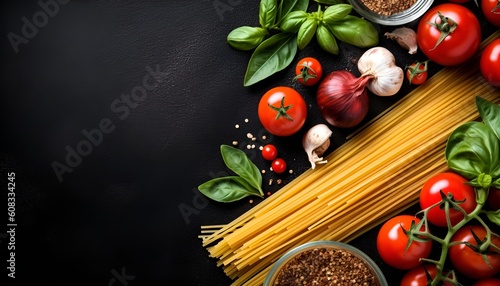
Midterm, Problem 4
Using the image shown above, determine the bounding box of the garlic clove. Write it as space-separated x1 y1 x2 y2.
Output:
384 27 418 55
303 124 333 169
358 47 404 97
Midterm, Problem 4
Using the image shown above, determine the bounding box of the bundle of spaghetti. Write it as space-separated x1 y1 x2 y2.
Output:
201 31 500 286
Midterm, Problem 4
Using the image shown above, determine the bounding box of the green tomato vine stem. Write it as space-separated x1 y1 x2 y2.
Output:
417 195 489 286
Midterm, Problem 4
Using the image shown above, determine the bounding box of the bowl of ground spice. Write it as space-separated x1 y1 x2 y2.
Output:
348 0 434 26
264 241 388 286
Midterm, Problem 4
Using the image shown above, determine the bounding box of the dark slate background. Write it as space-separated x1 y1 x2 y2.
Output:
0 0 498 285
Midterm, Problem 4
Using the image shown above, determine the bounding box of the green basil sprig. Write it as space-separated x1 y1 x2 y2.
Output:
445 97 500 207
198 145 264 203
227 0 379 86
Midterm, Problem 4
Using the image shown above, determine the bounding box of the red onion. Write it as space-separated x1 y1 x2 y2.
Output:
317 70 373 128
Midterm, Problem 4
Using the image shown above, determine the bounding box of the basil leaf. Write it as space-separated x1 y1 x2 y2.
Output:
328 15 379 47
277 0 309 24
227 26 268 51
494 178 500 189
280 10 308 32
486 209 500 226
316 23 339 54
314 0 345 5
244 32 297 86
259 0 278 29
297 18 317 50
445 122 500 179
322 4 352 24
220 145 263 194
476 96 500 141
198 176 262 203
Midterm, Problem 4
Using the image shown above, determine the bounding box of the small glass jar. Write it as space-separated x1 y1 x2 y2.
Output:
347 0 434 26
264 240 388 286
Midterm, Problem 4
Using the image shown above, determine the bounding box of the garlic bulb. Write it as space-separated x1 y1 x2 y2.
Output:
384 27 418 54
357 47 404 96
303 124 332 169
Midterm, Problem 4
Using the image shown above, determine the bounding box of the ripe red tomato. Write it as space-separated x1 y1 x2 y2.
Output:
271 158 287 173
449 225 500 279
480 38 500 87
377 215 432 270
417 4 481 66
258 86 307 137
400 264 453 286
406 61 428 85
473 278 500 286
419 172 476 227
261 144 278 161
294 57 323 86
482 0 500 27
487 187 500 210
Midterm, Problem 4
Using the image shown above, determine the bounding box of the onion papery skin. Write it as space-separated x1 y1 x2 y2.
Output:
317 71 371 128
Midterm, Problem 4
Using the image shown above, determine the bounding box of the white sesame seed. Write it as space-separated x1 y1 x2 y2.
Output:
235 124 240 129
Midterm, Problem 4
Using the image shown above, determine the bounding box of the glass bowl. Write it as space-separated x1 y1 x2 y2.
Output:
264 240 388 286
347 0 434 26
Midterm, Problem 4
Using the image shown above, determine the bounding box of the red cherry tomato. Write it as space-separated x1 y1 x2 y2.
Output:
261 144 278 161
482 0 500 27
271 158 287 174
294 57 323 86
487 187 500 210
406 61 429 85
417 4 481 66
400 264 453 286
419 172 476 227
258 86 307 137
480 38 500 87
377 215 433 270
473 278 500 286
449 225 500 279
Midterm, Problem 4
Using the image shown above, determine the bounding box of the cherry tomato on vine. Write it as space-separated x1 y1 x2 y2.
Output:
480 38 500 87
419 172 476 227
377 215 432 270
473 278 500 286
487 187 500 210
258 86 307 137
406 61 429 85
482 0 500 27
417 3 481 66
400 264 453 286
449 225 500 279
271 158 287 174
261 144 278 161
294 57 323 86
